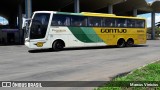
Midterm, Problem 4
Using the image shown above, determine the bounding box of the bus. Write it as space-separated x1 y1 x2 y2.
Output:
25 11 146 50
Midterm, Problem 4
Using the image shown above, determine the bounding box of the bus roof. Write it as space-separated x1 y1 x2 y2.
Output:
34 11 146 20
81 12 116 17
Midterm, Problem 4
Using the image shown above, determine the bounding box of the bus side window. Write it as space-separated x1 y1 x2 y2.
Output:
116 19 127 27
65 17 70 26
51 14 70 26
52 21 58 26
127 19 136 28
136 20 145 28
101 18 105 27
71 16 87 27
52 14 60 26
81 18 87 26
104 18 116 27
88 17 101 27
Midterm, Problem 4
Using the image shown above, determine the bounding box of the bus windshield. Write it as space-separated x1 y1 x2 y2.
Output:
30 13 50 39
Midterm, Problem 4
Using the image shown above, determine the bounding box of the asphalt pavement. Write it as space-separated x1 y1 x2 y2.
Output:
0 40 160 90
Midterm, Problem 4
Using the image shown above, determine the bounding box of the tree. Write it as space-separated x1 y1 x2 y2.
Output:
147 27 160 38
156 22 160 28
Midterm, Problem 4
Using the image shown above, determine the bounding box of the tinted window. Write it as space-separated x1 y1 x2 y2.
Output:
52 14 70 26
30 13 50 39
136 20 145 28
127 19 136 28
116 19 127 27
88 17 102 27
51 14 145 28
71 16 87 26
102 18 116 27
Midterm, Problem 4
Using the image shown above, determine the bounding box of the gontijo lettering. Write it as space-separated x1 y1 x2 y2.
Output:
101 29 127 33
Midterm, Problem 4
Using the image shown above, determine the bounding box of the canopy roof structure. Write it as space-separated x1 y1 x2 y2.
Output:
0 0 160 20
151 0 160 12
0 0 159 41
114 0 151 15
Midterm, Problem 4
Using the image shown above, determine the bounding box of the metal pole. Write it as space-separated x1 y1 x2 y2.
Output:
151 12 155 40
18 2 23 44
108 5 113 14
74 0 80 13
25 0 32 18
133 9 137 17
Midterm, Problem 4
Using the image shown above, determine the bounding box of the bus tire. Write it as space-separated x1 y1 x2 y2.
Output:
126 38 134 47
52 40 64 51
117 38 125 48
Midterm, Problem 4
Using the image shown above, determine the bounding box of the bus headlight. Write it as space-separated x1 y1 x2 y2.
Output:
35 42 45 47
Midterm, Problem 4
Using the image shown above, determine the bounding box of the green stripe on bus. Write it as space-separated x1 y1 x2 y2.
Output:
68 27 93 43
80 27 103 42
68 27 103 43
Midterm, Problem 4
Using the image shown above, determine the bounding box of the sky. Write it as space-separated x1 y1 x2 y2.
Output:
0 0 159 27
139 13 160 27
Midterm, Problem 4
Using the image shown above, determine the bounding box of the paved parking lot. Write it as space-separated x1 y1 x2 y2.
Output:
0 40 160 90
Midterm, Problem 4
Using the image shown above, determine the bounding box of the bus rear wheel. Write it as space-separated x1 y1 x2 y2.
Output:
117 39 125 48
52 40 64 51
126 39 134 47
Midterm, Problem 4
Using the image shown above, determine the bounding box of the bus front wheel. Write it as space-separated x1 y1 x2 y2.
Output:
52 40 64 51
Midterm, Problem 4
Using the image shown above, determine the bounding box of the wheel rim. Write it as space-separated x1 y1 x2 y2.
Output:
118 40 125 47
56 42 63 49
127 40 133 47
53 41 64 51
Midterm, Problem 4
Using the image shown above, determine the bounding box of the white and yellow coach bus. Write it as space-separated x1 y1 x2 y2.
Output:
25 11 146 50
